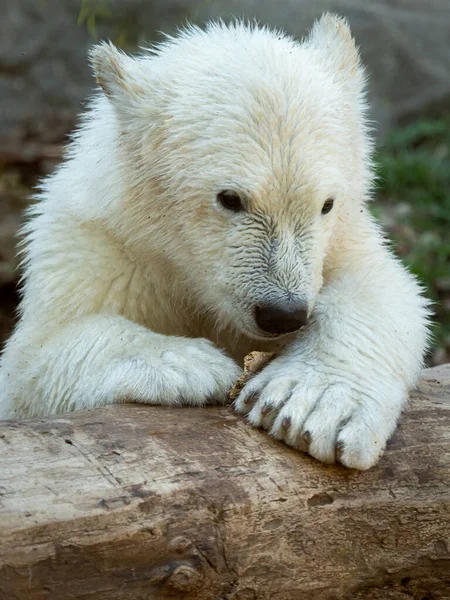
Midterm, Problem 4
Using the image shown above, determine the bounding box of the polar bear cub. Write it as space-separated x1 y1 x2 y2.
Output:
0 15 429 469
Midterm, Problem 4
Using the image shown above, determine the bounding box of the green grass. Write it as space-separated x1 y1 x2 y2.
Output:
374 117 450 364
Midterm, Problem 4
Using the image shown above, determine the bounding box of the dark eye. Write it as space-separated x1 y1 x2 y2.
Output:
321 198 334 215
217 190 244 212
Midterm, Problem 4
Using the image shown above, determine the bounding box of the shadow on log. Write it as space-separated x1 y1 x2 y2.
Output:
0 365 450 599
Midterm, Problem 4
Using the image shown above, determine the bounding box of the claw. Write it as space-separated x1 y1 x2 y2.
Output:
335 441 344 462
243 391 258 405
261 402 272 416
281 416 291 430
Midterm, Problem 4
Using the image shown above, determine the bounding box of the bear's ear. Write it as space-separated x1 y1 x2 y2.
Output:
89 41 149 106
307 14 364 89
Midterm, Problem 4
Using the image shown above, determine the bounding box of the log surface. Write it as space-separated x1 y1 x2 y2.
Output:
1 365 450 600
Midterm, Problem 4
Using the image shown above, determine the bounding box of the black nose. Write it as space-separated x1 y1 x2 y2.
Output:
254 302 308 335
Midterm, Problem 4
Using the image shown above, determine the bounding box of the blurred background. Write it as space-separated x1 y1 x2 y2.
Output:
0 0 449 364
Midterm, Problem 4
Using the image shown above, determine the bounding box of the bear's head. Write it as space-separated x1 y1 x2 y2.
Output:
90 14 373 341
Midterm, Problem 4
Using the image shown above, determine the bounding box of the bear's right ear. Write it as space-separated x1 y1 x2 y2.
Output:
89 42 150 111
307 14 365 93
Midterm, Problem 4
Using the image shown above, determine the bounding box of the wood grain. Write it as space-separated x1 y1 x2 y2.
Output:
1 365 449 599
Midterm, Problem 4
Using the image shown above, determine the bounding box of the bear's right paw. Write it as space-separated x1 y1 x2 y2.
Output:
113 338 241 406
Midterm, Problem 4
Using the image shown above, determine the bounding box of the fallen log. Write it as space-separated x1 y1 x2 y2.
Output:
0 365 450 600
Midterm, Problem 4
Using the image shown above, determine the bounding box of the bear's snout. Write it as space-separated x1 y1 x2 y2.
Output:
254 301 308 336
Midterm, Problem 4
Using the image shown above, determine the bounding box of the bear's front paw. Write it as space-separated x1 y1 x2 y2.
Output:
157 338 242 405
110 338 241 407
233 356 405 470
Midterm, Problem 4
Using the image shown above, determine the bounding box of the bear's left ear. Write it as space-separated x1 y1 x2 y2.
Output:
89 42 154 119
307 14 365 92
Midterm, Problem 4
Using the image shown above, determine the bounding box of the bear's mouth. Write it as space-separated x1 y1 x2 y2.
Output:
239 324 298 342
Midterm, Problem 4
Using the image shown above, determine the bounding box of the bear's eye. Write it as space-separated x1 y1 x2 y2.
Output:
321 198 334 215
217 190 244 212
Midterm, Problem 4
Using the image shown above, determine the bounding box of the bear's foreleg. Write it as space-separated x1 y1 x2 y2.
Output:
0 314 240 418
235 231 430 470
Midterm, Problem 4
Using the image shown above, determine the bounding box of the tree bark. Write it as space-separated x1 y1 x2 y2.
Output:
0 365 450 600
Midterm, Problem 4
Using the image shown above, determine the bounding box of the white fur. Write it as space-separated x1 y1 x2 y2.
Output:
0 15 430 469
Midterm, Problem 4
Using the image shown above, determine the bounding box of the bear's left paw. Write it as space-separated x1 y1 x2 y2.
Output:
233 357 403 470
